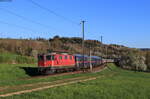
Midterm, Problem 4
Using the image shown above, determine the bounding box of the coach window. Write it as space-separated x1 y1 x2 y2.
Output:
59 56 62 60
70 56 72 60
85 57 87 61
65 56 68 60
46 55 51 60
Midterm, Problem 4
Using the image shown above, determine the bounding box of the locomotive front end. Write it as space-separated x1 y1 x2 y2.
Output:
37 53 55 74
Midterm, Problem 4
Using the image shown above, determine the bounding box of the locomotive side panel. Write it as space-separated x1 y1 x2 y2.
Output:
52 54 75 67
38 53 76 74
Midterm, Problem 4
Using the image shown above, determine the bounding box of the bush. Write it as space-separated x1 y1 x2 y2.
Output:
119 52 147 71
16 56 36 64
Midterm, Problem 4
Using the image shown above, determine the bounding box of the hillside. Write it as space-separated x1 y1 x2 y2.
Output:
1 36 150 71
0 36 138 59
140 48 150 51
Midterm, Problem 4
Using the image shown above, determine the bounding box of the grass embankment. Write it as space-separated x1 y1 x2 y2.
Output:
0 52 36 64
0 63 109 87
1 64 150 99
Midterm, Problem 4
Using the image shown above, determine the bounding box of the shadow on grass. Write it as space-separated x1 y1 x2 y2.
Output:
20 67 40 76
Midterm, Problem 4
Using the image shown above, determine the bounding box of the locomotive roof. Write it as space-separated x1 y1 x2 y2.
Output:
38 53 101 59
38 52 73 55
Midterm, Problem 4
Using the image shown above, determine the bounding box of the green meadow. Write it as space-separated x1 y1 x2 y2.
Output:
0 63 150 99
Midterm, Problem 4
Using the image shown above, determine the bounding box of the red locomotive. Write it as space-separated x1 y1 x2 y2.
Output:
38 52 103 74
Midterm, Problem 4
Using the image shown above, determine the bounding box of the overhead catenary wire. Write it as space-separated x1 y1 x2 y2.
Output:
0 20 37 32
26 0 79 26
0 7 58 31
0 20 50 38
0 1 80 38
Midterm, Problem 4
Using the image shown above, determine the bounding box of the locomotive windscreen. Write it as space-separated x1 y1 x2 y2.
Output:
38 55 44 61
46 55 55 60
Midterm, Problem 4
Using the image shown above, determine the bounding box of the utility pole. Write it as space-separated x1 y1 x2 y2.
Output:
105 40 108 66
81 20 85 70
90 46 92 71
100 36 103 64
101 36 103 45
48 39 51 52
101 36 108 66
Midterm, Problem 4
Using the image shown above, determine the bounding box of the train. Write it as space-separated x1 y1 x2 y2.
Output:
38 52 110 74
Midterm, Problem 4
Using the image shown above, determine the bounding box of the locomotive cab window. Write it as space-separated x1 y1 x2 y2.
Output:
52 55 55 60
38 55 44 61
46 55 55 60
46 55 51 60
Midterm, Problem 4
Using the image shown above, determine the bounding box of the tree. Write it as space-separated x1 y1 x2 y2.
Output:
146 51 150 70
53 35 60 39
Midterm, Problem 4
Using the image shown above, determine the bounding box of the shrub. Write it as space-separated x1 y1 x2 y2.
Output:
119 52 147 71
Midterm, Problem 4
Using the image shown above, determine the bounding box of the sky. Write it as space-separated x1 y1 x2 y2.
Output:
0 0 150 48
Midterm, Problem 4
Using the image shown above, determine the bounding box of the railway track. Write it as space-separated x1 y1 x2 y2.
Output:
21 64 107 80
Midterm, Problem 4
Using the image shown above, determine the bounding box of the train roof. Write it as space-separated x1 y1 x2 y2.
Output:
91 56 101 59
74 54 89 57
74 54 101 59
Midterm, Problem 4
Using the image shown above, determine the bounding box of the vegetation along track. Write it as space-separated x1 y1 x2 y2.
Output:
0 72 116 97
0 65 115 97
0 65 106 92
0 64 106 92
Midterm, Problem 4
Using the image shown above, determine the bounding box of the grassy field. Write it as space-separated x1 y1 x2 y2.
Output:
0 64 106 87
0 52 36 64
1 63 150 99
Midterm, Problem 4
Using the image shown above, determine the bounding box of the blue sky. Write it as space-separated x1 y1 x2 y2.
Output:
0 0 150 48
